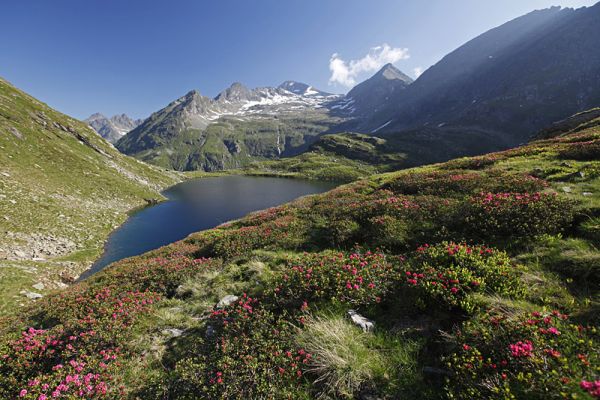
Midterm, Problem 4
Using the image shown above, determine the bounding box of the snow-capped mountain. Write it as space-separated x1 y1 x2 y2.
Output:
115 81 347 171
121 81 342 138
278 81 334 97
115 67 413 171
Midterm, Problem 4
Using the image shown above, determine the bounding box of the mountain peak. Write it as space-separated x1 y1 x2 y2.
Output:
87 112 107 121
374 63 414 83
215 82 253 102
278 81 333 97
85 112 142 143
184 89 202 99
278 80 310 93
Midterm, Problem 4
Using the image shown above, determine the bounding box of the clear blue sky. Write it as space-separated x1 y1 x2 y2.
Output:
1 0 596 119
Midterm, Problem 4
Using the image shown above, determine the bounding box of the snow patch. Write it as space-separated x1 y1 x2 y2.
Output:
371 120 392 133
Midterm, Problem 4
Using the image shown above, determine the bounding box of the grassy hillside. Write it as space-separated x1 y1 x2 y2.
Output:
1 113 599 399
0 78 180 316
118 104 343 172
244 130 510 183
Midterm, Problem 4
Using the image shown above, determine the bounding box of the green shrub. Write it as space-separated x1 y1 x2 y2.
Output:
558 140 600 161
404 243 523 313
462 192 575 242
385 171 547 197
272 250 403 309
579 216 600 246
170 295 307 400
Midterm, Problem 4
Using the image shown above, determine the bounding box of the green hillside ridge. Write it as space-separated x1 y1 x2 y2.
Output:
117 98 345 172
0 77 180 316
1 111 598 399
244 129 510 183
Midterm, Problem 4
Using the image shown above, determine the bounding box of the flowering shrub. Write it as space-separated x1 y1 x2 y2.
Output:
558 140 600 161
272 250 403 309
404 243 522 313
446 310 600 399
170 294 309 399
205 213 307 258
443 154 502 170
0 289 160 399
463 192 575 241
0 256 217 399
80 252 213 296
385 171 547 197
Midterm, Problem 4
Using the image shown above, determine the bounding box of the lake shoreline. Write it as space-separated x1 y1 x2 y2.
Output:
77 175 339 280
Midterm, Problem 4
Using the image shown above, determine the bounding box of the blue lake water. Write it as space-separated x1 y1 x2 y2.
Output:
79 176 337 279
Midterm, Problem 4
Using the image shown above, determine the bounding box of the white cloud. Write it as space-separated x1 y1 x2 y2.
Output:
328 44 410 87
413 67 424 78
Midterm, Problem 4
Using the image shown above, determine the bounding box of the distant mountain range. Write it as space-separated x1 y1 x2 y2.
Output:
85 113 142 143
105 3 600 171
115 81 347 170
114 65 416 171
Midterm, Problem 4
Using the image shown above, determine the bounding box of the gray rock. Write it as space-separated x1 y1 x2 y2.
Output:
347 309 375 332
14 250 27 258
32 283 45 291
9 127 22 139
583 192 593 197
216 294 239 309
21 291 43 300
562 186 572 193
162 328 183 337
206 325 215 338
565 171 586 181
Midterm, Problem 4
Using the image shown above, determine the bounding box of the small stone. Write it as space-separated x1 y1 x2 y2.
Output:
562 186 572 193
22 291 43 300
583 192 593 197
14 250 27 258
1 172 10 177
216 295 239 309
347 309 375 332
32 283 45 291
162 328 183 337
206 325 215 338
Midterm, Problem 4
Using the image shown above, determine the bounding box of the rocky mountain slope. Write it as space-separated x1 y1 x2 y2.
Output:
0 77 179 315
2 109 598 399
115 4 600 173
85 113 142 143
361 3 600 146
334 63 413 126
116 81 347 171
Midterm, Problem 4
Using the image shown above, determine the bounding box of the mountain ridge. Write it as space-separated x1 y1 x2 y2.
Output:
85 112 142 143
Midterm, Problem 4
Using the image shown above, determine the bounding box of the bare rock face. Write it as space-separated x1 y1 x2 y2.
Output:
347 309 375 332
85 113 142 143
4 233 77 261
